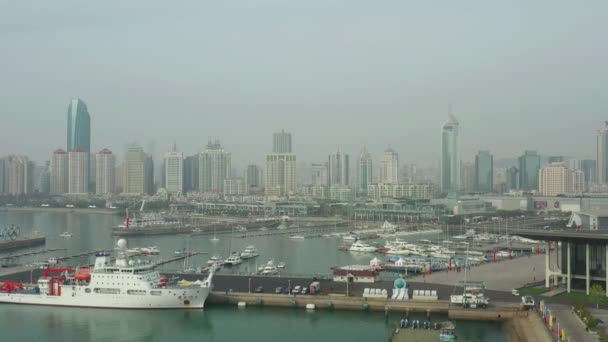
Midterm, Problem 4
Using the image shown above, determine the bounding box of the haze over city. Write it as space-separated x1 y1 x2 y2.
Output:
2 1 606 166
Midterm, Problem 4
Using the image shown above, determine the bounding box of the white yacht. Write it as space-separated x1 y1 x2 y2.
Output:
223 253 243 266
260 261 278 275
140 246 160 255
207 254 223 266
349 241 378 252
277 262 286 269
191 228 202 233
343 235 357 241
289 235 305 240
0 239 216 309
60 232 72 238
240 245 259 259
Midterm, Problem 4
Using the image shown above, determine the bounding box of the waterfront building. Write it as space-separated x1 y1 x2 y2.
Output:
329 185 353 201
37 162 50 194
357 147 373 192
273 129 292 153
518 150 541 191
50 149 69 194
183 155 200 194
311 163 328 187
367 183 435 200
441 115 460 194
378 146 399 185
7 155 33 195
302 185 327 200
164 145 184 195
224 178 245 196
328 149 349 187
245 164 263 194
199 140 231 193
96 149 115 195
122 146 147 195
265 153 297 198
67 98 91 153
539 162 585 196
68 149 89 194
581 159 596 191
475 150 494 193
598 122 608 185
460 161 475 193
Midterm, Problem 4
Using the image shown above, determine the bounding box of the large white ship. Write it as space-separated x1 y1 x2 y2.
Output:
0 239 216 309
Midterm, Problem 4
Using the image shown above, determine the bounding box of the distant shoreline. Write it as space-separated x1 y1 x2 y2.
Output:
0 207 118 215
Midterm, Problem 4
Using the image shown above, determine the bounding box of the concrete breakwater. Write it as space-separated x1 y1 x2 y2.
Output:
0 237 45 252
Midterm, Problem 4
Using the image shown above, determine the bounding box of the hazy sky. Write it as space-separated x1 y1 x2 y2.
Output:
1 1 606 168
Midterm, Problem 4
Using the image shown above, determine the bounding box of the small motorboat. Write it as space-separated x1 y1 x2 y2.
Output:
277 262 286 269
174 248 188 256
60 232 72 238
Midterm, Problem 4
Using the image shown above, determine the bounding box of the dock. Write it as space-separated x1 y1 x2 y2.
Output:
0 236 46 252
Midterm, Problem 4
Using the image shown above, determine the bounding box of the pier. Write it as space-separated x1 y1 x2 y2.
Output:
0 236 46 252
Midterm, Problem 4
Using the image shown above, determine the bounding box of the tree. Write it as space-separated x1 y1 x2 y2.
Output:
590 283 605 311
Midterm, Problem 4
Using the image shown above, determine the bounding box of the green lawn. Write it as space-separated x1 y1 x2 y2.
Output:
517 287 549 296
557 291 608 304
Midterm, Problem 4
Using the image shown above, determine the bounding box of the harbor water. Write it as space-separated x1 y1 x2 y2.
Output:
0 211 510 341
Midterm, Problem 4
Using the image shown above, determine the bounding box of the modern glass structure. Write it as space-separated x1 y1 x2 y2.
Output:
67 98 91 152
358 147 373 192
441 115 460 195
328 149 349 187
475 150 493 193
518 150 541 191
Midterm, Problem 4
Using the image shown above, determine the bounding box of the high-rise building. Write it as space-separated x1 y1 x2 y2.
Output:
273 130 292 153
539 162 585 196
581 159 596 191
67 98 91 153
378 146 399 184
400 163 417 184
518 150 541 191
96 149 115 195
0 159 5 194
37 162 50 194
7 156 33 195
144 155 155 195
568 159 581 171
357 147 373 192
50 149 69 194
597 122 608 185
123 146 146 195
328 149 349 187
265 153 297 197
245 164 263 193
506 166 519 192
68 149 89 194
460 161 475 193
199 140 231 193
311 163 328 187
441 115 460 194
164 145 184 195
183 155 199 194
224 178 246 196
475 150 494 193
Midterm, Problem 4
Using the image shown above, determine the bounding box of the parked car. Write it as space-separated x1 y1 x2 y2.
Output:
293 285 302 294
254 286 264 293
301 287 309 295
275 286 283 294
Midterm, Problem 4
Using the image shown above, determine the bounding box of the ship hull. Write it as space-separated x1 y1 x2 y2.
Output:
0 286 210 309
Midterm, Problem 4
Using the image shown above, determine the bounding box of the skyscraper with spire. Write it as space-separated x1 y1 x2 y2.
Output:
441 115 460 194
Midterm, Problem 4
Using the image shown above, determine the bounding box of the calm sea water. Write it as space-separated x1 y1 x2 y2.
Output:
0 211 509 341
